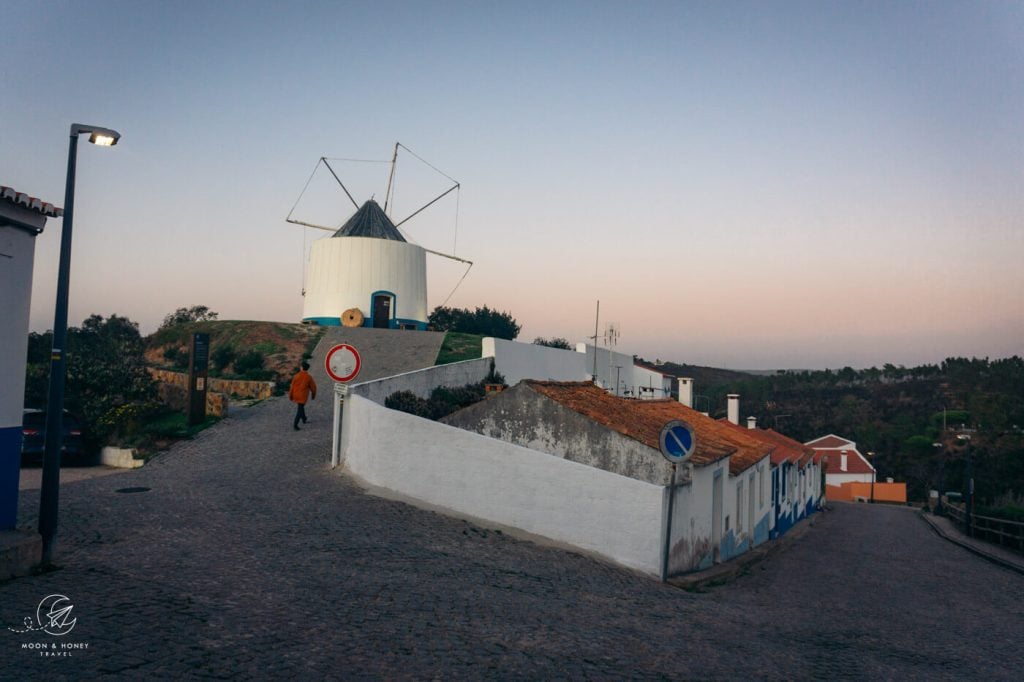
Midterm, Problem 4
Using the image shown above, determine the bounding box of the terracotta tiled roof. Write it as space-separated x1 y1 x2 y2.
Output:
805 434 854 449
718 420 814 467
526 381 770 475
818 449 875 475
762 428 817 467
0 185 63 218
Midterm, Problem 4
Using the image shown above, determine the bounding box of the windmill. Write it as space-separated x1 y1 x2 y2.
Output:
285 144 472 329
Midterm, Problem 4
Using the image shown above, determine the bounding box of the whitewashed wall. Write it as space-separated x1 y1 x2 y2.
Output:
632 365 673 399
303 236 427 324
349 358 492 405
481 338 588 386
665 455 773 575
575 344 641 394
340 393 666 576
0 225 36 427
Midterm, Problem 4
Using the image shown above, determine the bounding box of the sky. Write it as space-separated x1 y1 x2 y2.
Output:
4 0 1023 370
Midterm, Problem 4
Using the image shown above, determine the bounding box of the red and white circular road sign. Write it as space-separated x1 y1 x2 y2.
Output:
324 343 361 383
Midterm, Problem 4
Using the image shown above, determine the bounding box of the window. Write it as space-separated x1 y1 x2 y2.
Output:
759 466 764 507
736 481 744 532
749 472 756 531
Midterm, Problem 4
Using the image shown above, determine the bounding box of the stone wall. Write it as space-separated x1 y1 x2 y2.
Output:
149 368 274 400
155 382 229 418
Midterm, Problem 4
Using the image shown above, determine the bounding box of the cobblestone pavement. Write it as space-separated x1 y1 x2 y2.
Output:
2 396 1022 680
18 465 132 491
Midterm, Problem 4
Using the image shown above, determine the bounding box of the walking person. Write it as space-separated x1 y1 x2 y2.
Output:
289 361 317 430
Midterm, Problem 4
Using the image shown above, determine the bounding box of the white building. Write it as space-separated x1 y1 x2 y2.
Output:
302 200 428 330
1 185 61 530
575 343 674 399
805 434 876 488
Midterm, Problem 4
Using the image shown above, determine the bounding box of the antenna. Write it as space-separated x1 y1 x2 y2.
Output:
604 322 620 349
384 142 399 214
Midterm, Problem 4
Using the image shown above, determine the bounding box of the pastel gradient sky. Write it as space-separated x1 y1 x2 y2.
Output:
4 1 1023 369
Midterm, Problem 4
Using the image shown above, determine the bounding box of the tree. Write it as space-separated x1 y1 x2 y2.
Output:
160 305 218 329
22 315 158 450
533 337 572 349
428 305 521 340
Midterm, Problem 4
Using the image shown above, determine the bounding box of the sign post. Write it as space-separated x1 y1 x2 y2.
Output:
325 343 361 468
187 333 210 426
658 420 696 582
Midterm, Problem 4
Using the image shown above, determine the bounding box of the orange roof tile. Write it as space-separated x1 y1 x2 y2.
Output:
762 428 817 467
819 449 875 475
526 381 770 475
718 421 817 467
0 185 63 218
805 434 854 449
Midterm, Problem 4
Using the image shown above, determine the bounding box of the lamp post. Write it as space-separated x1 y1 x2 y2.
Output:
867 452 876 503
39 123 120 565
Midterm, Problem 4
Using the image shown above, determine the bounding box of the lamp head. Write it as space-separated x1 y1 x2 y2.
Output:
70 123 121 147
89 132 118 146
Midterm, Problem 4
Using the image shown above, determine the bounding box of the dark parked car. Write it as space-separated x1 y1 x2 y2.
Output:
21 409 87 466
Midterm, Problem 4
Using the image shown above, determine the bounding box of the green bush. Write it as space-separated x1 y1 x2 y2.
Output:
533 337 572 349
385 391 431 418
252 341 282 355
385 370 504 421
212 345 236 372
233 350 265 375
428 305 521 340
163 345 188 370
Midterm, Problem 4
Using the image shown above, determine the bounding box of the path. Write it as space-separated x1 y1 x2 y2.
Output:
2 395 1021 679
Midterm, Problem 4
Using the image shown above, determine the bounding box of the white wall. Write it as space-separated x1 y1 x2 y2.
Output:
349 358 492 405
576 344 647 396
303 236 427 324
0 225 36 427
632 365 673 399
340 393 666 575
482 338 588 386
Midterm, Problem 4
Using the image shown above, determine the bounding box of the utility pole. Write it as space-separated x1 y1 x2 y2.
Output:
959 434 973 537
590 300 600 384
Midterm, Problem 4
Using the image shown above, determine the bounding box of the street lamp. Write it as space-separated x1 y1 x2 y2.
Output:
39 123 121 565
867 452 876 503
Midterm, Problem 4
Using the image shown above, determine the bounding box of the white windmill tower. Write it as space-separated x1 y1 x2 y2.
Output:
286 144 472 329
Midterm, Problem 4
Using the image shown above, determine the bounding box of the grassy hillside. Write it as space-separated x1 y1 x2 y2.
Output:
435 332 484 365
146 320 325 386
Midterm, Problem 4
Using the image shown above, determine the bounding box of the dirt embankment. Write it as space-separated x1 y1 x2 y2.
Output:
145 320 325 387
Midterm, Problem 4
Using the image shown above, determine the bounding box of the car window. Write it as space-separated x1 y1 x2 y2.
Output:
23 412 46 427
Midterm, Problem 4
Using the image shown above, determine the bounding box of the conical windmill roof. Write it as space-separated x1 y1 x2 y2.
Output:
332 199 406 242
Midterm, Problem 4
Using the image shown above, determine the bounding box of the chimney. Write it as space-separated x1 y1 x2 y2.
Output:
747 416 757 430
677 377 693 408
727 394 740 425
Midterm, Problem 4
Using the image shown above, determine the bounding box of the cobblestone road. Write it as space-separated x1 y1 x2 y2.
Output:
2 395 1021 679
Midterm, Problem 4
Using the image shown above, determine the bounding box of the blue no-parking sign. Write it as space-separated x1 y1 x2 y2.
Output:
659 420 696 464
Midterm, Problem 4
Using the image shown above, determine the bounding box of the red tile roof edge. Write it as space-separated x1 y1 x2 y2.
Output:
525 381 770 475
1 185 63 218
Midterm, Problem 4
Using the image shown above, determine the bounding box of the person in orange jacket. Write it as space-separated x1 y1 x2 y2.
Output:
289 361 317 430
